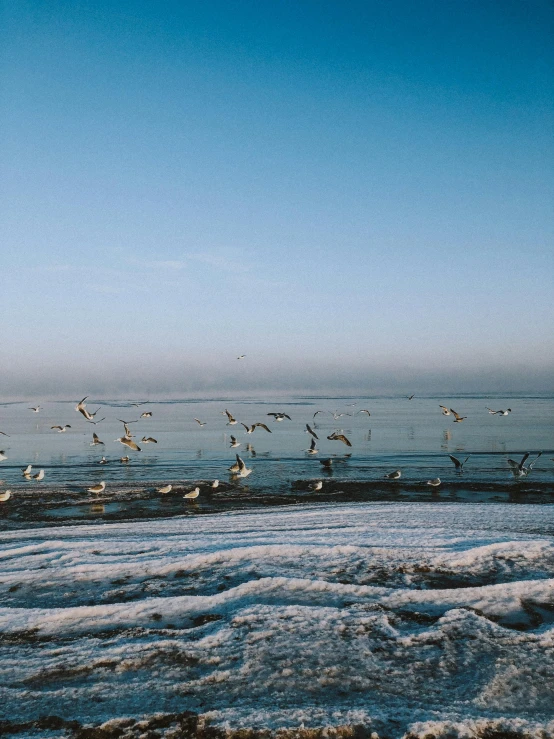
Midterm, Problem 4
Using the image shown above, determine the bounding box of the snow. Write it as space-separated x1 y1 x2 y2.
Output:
0 502 553 737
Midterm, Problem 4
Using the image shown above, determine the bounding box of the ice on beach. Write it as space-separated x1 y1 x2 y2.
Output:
0 502 553 737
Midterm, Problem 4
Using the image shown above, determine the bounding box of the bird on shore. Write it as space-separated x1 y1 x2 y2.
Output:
327 432 352 447
311 481 323 491
439 406 451 416
305 423 319 440
306 437 318 454
184 487 200 499
385 470 402 480
141 436 158 444
212 479 219 488
449 454 470 471
51 425 71 433
450 409 467 423
426 478 441 487
29 406 41 413
32 469 45 481
194 419 207 426
115 436 141 452
507 452 542 478
267 413 291 421
0 490 11 502
91 433 104 446
487 408 512 416
223 409 237 425
140 411 153 418
87 481 106 494
157 484 172 494
229 435 241 448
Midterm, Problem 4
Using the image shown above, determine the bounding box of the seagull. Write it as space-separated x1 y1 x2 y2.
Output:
254 422 272 433
118 420 138 437
408 395 415 400
327 432 352 447
0 490 11 502
0 431 10 437
487 408 512 416
130 401 149 407
267 413 291 421
332 411 348 420
76 398 103 421
229 435 241 448
229 454 252 477
87 481 106 494
91 433 104 446
85 417 106 425
98 456 109 465
29 406 41 413
194 419 207 426
237 355 246 360
212 479 219 488
305 423 319 440
115 436 141 452
320 458 333 468
449 454 470 471
306 437 318 454
357 409 371 416
75 396 88 412
439 405 451 416
385 470 401 480
184 487 200 499
311 481 323 491
51 425 71 433
507 452 542 478
141 436 158 444
0 451 7 462
22 464 32 478
157 484 172 494
120 456 130 463
223 409 238 425
426 478 441 487
32 469 45 481
450 409 467 423
140 411 153 418
313 410 326 419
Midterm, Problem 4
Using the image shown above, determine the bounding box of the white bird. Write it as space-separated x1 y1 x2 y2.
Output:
76 398 102 421
33 469 45 481
450 409 467 423
223 409 238 425
157 484 172 494
140 411 153 418
327 431 352 447
267 413 291 421
212 479 219 488
91 433 104 446
87 481 106 494
115 436 141 451
229 435 241 448
51 425 71 432
0 490 11 502
29 406 41 413
385 470 401 480
487 408 512 416
439 405 451 416
507 452 542 478
449 454 470 471
426 478 441 487
237 355 246 360
306 437 318 454
118 419 138 437
141 436 158 444
98 456 109 465
184 487 200 499
120 456 130 463
311 481 323 491
229 454 252 477
305 423 319 440
0 451 7 462
22 464 32 478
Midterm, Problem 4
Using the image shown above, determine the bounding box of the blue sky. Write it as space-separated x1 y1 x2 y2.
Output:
1 0 553 395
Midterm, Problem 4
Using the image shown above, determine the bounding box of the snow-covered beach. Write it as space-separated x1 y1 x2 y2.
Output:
1 501 553 738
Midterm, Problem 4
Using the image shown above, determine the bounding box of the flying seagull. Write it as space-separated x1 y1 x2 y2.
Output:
223 409 238 425
450 409 467 423
0 431 10 437
229 454 252 477
115 436 142 452
51 425 71 433
141 436 158 444
449 454 470 471
0 451 7 462
118 420 138 438
306 437 318 455
140 411 153 418
194 418 207 426
305 423 319 440
407 394 415 400
237 355 246 360
439 405 451 416
507 452 542 478
327 432 352 447
487 408 512 416
267 413 291 421
29 406 41 413
90 433 104 446
229 435 241 448
357 409 371 416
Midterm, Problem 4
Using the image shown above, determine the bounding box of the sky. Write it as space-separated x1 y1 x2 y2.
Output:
1 0 553 396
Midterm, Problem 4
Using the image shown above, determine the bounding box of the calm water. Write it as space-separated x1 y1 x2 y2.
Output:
0 394 552 492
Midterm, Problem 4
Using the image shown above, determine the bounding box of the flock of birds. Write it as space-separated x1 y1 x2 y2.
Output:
0 395 545 504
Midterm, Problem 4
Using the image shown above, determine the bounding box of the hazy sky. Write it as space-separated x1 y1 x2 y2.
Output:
1 0 553 396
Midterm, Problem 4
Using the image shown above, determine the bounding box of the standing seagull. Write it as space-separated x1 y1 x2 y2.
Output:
157 484 172 494
32 469 45 481
184 487 200 499
311 481 323 491
0 490 11 502
449 454 470 472
87 481 106 494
